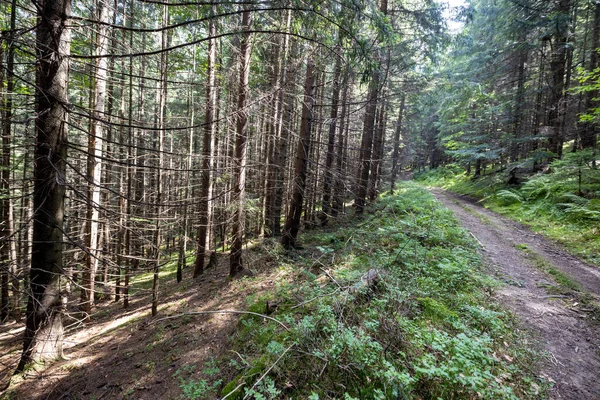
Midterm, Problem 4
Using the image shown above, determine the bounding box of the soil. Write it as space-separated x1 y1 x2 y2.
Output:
0 247 283 400
431 189 600 400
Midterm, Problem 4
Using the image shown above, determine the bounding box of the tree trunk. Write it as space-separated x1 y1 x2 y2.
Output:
230 8 252 276
281 58 316 248
17 0 71 371
333 70 351 215
511 47 527 162
369 98 387 201
194 7 216 278
390 93 405 194
548 0 572 158
321 43 342 225
355 69 379 214
81 0 111 316
355 0 387 213
581 1 600 149
152 4 168 316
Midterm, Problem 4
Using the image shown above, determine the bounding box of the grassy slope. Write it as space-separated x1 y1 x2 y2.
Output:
208 183 546 399
415 152 600 267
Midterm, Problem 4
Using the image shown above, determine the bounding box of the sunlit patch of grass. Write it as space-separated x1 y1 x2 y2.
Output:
219 182 548 399
129 251 192 292
415 152 600 267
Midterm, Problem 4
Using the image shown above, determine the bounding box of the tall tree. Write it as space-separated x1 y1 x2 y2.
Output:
0 0 19 323
152 3 169 316
17 0 72 371
390 93 405 194
548 0 573 158
581 0 600 150
194 7 217 278
355 0 388 214
230 8 252 276
81 0 112 316
321 39 342 225
281 58 316 248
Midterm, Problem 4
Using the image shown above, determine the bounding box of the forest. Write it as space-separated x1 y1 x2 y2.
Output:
0 0 599 399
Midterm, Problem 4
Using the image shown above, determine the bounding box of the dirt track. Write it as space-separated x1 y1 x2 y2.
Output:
431 189 600 400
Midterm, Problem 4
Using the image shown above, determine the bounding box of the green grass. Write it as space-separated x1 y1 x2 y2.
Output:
415 150 600 266
215 183 547 399
128 250 192 293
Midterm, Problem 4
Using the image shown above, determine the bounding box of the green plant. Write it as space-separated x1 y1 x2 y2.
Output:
174 362 223 400
219 183 546 399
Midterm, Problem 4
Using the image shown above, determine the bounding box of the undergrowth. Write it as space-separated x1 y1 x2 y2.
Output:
415 150 600 266
215 183 546 399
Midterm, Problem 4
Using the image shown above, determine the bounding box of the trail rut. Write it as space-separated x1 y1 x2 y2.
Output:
431 189 600 400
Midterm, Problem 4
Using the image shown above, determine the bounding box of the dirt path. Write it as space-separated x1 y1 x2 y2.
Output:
431 189 600 400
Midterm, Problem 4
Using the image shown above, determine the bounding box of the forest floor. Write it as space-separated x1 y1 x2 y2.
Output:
431 189 600 400
1 186 600 399
0 244 284 399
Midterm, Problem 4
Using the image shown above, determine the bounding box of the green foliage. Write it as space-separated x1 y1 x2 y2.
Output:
174 360 222 400
219 183 546 399
416 151 600 265
495 189 523 205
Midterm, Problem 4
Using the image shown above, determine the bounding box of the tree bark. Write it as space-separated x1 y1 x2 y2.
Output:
230 8 252 276
152 3 168 316
548 0 573 158
193 6 216 278
581 1 600 149
390 93 405 194
17 0 71 371
281 58 316 248
369 98 387 201
321 43 342 225
81 0 111 316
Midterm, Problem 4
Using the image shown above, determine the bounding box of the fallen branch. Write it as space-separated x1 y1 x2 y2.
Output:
291 286 342 310
221 382 246 400
147 310 290 331
469 232 485 249
242 343 295 400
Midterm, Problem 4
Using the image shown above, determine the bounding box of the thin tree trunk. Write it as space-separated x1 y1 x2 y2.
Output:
123 0 135 308
369 98 387 201
390 93 405 194
548 0 572 158
81 0 111 316
272 37 296 237
511 47 527 162
333 69 350 216
355 70 380 214
152 4 168 316
230 8 252 276
281 58 316 248
321 45 342 225
194 8 216 278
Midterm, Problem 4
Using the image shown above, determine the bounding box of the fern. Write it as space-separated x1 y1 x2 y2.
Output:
557 193 588 206
495 189 522 205
520 179 552 201
557 204 600 221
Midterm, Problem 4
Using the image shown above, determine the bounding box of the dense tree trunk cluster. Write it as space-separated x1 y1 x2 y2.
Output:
1 0 446 370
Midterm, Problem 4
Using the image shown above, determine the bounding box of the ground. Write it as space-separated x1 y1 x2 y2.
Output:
431 189 600 400
0 246 282 400
1 189 599 399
